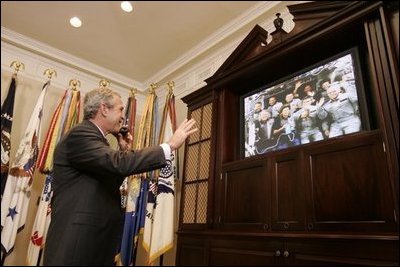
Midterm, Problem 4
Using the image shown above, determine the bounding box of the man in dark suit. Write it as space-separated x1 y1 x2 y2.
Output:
43 87 197 266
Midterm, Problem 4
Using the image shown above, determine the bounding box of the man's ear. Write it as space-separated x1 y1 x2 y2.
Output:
99 102 108 117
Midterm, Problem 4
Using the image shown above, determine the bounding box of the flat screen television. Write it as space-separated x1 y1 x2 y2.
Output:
241 47 368 158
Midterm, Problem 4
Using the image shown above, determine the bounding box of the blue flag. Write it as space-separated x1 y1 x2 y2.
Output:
1 76 17 200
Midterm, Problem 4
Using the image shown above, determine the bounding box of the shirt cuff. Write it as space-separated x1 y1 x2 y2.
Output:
160 143 171 161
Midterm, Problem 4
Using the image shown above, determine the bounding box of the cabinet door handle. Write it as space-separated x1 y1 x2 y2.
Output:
283 250 290 258
275 250 281 257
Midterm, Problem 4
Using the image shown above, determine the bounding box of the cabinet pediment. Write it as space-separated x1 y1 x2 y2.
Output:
207 1 364 87
210 24 269 80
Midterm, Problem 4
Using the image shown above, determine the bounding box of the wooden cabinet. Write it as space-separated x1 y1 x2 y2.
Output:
216 131 396 233
179 90 216 230
217 152 305 232
177 1 399 265
208 237 281 266
303 132 397 233
176 236 206 266
220 159 270 231
177 234 398 266
270 151 305 232
287 238 399 266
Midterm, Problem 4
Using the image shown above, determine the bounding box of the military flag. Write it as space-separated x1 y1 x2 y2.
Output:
116 89 158 266
26 89 81 266
1 81 49 260
1 75 17 200
116 92 138 266
143 85 177 264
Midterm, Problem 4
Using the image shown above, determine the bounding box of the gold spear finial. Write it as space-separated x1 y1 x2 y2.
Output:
69 79 81 91
44 69 57 80
167 81 175 93
10 61 25 75
99 79 110 88
130 88 137 97
149 82 158 94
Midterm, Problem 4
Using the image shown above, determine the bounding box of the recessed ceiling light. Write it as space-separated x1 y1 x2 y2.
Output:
70 17 82 28
121 1 133 13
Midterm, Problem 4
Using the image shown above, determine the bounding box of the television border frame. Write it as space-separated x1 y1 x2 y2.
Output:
239 46 370 159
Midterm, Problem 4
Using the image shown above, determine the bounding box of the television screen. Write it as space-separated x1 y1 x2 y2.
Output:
242 48 366 158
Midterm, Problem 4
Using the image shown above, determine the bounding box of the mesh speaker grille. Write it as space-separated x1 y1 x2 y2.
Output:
181 102 213 225
188 108 201 144
182 183 196 223
199 141 211 179
185 144 199 182
201 103 212 139
196 181 208 223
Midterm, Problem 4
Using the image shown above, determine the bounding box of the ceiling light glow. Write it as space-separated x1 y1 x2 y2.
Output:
70 17 82 28
121 1 133 13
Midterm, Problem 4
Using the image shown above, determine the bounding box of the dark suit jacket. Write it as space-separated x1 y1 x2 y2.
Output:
43 120 166 266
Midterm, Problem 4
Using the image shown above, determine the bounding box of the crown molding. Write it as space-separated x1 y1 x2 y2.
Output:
1 40 148 114
145 1 283 87
1 26 145 92
156 5 295 100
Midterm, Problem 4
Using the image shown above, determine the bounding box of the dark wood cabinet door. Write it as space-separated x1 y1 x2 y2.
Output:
286 237 399 266
209 238 282 266
304 131 397 232
270 151 306 231
220 159 270 231
176 236 206 266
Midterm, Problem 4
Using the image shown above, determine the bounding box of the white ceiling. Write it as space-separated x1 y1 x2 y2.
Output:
1 1 269 86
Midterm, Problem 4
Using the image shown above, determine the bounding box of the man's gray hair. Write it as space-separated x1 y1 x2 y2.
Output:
83 88 121 120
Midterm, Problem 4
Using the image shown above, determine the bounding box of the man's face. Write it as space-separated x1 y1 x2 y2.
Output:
304 85 313 95
281 107 290 117
269 97 276 105
285 94 294 103
327 87 340 100
321 81 330 90
259 110 271 122
105 96 125 134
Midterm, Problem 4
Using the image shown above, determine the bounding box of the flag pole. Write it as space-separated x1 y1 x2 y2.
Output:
1 252 5 265
37 248 43 266
132 242 139 266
